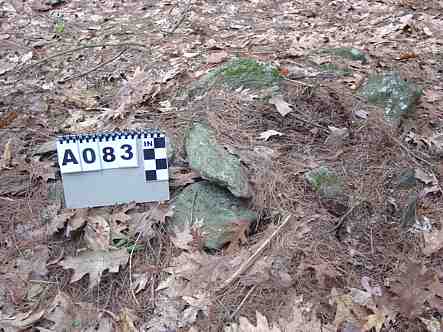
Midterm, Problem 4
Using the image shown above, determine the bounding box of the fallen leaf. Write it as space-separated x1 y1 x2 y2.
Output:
0 111 18 129
269 95 293 116
420 318 442 332
423 222 443 256
59 248 129 289
207 51 229 64
362 311 386 332
118 308 138 332
16 245 49 278
390 261 434 317
279 296 331 332
48 208 88 236
300 261 341 288
225 311 281 332
42 292 96 331
225 219 251 253
0 310 45 332
330 288 368 330
415 168 438 185
182 292 212 322
171 222 194 250
84 215 111 251
0 139 13 169
258 130 284 141
325 126 349 146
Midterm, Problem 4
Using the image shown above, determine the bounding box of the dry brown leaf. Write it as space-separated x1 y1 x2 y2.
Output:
182 292 212 322
225 311 281 332
258 130 284 141
278 296 329 332
48 208 89 236
300 261 341 288
16 245 49 278
390 262 434 318
42 292 96 331
118 308 138 332
84 215 111 251
0 139 13 169
207 51 229 64
59 248 129 289
423 222 443 255
269 95 293 116
225 219 251 253
0 111 18 129
165 251 234 292
171 222 194 250
0 310 45 332
330 288 369 330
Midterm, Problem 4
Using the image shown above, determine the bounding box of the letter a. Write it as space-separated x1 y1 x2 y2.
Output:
62 149 79 166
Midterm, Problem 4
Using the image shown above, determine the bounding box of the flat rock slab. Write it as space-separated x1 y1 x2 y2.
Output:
171 182 256 249
185 122 251 198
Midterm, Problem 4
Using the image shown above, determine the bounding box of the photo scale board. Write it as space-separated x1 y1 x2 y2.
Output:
56 129 169 208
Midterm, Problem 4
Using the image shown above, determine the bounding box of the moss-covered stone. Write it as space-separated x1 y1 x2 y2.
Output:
359 72 422 125
185 122 251 198
172 182 256 249
204 58 283 90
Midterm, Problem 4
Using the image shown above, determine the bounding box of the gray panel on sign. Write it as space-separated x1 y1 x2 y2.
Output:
62 139 169 208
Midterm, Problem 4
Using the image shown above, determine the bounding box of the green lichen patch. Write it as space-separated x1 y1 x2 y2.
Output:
204 58 283 90
359 72 422 125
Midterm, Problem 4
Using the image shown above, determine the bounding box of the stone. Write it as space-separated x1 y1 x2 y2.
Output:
359 72 422 125
171 182 256 249
305 166 348 216
185 122 251 198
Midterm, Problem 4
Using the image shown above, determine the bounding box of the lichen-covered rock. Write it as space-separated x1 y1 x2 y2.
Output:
359 72 422 125
204 58 283 90
171 182 256 249
185 122 251 198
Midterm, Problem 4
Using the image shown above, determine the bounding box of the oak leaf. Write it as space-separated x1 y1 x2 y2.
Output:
59 248 129 289
269 95 293 116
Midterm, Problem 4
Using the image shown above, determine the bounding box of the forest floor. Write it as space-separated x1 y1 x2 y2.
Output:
1 0 443 331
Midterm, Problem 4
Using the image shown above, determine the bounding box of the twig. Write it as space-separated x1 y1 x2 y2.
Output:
393 137 433 169
18 42 149 72
283 77 314 88
290 112 328 131
325 202 361 234
166 1 192 35
229 285 257 320
58 48 128 83
217 214 292 291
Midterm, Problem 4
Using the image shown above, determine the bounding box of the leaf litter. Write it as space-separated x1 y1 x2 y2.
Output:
1 0 443 331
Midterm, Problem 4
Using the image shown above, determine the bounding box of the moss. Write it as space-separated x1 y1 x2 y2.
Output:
205 58 283 89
